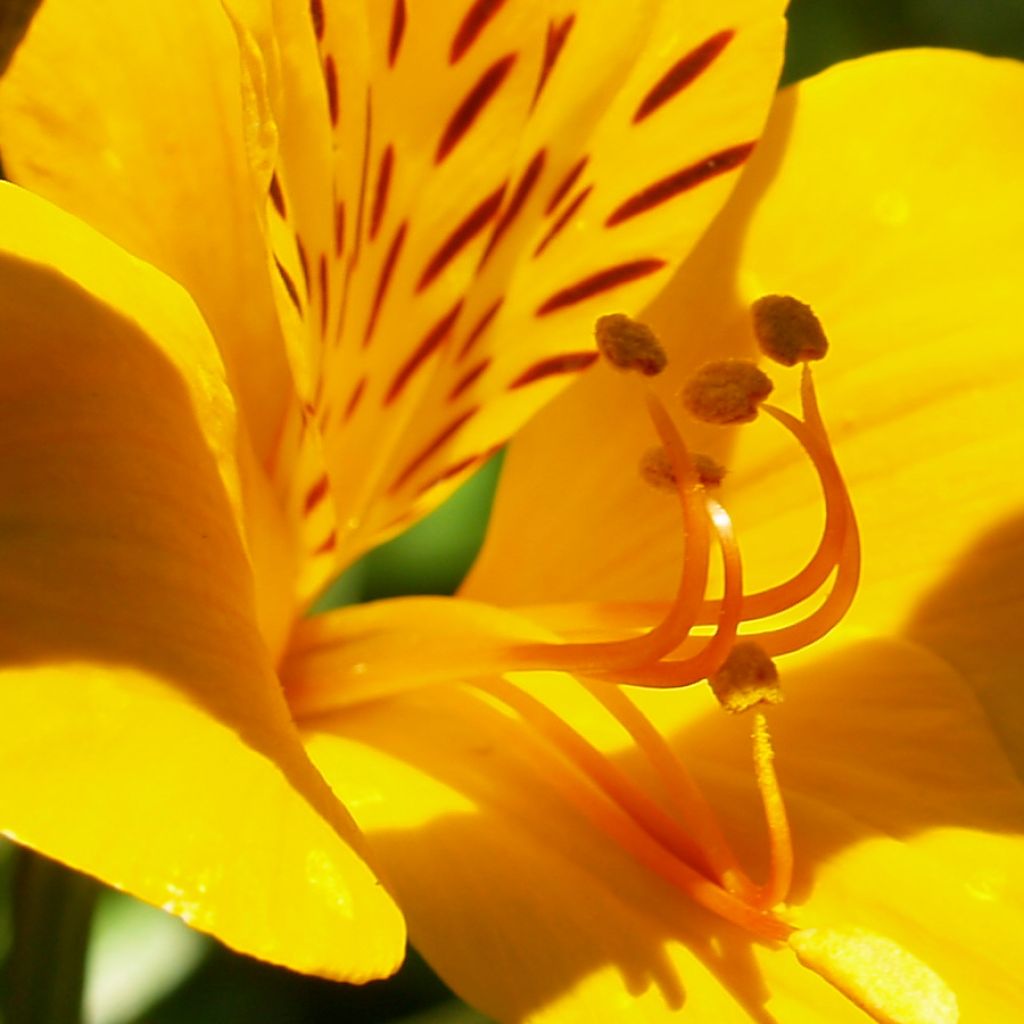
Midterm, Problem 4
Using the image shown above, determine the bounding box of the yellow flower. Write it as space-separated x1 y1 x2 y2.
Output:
1 5 1022 1024
0 0 785 988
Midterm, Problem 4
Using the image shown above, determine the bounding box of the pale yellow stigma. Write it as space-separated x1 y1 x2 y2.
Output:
595 314 668 375
640 447 725 491
681 359 773 425
752 294 829 366
790 928 959 1024
709 641 782 714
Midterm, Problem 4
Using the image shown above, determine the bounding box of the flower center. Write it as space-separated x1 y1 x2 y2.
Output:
285 300 951 1020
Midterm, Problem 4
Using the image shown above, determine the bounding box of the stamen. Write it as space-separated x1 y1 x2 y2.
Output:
744 369 861 656
469 675 716 878
638 445 676 492
752 294 829 366
640 447 725 491
709 642 782 715
693 453 727 488
510 391 712 672
751 710 792 909
587 495 743 688
681 359 773 424
574 678 759 900
698 367 849 623
789 929 958 1024
469 676 791 941
594 314 668 375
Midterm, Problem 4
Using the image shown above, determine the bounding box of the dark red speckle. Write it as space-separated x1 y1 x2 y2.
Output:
310 0 325 40
451 0 508 63
385 301 463 405
605 142 754 226
389 0 407 66
390 408 479 493
324 55 340 127
436 54 517 164
416 183 506 292
534 259 666 316
634 30 734 123
532 15 574 107
509 351 598 388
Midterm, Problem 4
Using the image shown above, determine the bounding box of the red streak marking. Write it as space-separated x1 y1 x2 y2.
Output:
451 0 507 63
416 183 506 292
535 259 666 316
269 173 287 217
350 92 373 273
344 377 368 421
334 201 346 258
532 15 575 107
391 408 479 493
370 144 394 241
388 0 406 66
318 402 334 433
416 454 480 496
605 142 755 226
448 357 491 401
415 443 500 496
313 530 337 556
296 237 311 291
275 256 302 312
456 297 503 361
310 0 325 40
385 301 464 405
533 184 591 258
509 351 597 388
435 54 517 164
479 149 546 267
318 253 329 335
633 30 734 123
324 55 340 127
364 220 408 346
545 155 588 215
304 474 330 515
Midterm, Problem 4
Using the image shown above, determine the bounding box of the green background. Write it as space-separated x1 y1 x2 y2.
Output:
2 1 1023 1021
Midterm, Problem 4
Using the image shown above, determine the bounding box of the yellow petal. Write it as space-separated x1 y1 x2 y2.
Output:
228 0 786 573
749 633 1024 1021
0 184 404 979
295 595 1024 1020
465 49 1024 626
0 0 292 461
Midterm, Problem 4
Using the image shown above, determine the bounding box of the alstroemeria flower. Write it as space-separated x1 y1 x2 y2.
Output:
297 48 1024 1021
0 0 785 989
2 2 1022 1022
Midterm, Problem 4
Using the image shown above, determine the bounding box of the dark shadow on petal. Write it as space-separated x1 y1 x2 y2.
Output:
903 512 1024 778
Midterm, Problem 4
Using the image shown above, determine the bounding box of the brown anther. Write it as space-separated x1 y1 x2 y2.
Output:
693 453 727 488
681 360 773 425
638 446 676 492
709 641 782 714
595 314 668 376
751 295 829 367
640 448 727 493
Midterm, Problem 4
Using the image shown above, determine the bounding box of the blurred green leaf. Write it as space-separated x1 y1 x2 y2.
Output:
395 1000 494 1024
84 894 207 1024
3 849 97 1024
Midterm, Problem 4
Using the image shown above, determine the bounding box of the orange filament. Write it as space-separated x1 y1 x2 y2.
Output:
697 368 851 623
508 391 713 673
469 675 716 878
585 495 743 688
467 675 791 942
575 678 759 901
